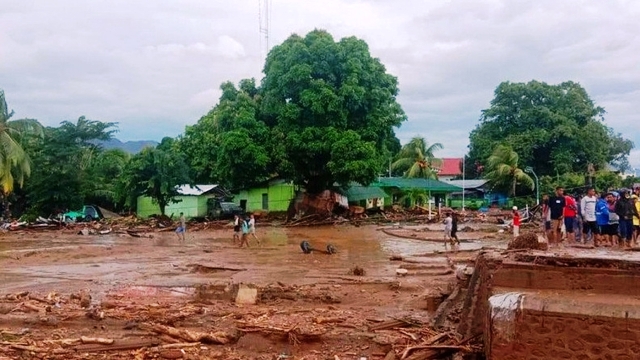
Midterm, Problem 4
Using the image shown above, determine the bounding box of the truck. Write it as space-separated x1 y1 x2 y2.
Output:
207 198 244 220
61 205 104 222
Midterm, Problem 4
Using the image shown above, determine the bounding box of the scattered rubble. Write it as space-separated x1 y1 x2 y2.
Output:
507 232 547 250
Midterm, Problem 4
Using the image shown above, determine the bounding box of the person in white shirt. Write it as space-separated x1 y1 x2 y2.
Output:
580 187 598 243
443 213 453 248
248 214 260 245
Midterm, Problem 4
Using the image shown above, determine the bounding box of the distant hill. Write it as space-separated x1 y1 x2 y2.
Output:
98 138 158 153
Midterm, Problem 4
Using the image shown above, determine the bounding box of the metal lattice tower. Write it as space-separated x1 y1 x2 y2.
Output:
259 0 271 59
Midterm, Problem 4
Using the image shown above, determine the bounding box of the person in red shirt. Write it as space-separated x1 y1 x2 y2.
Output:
564 194 578 243
512 206 521 237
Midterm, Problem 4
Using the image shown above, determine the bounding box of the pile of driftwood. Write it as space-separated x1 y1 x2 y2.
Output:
286 214 349 227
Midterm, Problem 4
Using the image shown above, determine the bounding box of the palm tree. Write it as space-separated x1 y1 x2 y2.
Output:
484 145 534 196
0 90 43 195
391 137 443 179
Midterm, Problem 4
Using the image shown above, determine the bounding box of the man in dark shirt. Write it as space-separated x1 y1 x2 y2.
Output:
548 187 566 245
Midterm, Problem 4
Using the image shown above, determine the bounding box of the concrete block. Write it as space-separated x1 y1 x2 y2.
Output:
235 284 258 305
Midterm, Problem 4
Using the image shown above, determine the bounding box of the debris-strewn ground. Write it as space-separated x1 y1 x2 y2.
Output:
0 225 490 359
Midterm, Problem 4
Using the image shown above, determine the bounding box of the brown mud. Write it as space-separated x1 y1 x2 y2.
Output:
0 224 493 359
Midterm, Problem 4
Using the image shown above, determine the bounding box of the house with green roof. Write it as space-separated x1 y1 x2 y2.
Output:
371 177 462 207
342 184 388 209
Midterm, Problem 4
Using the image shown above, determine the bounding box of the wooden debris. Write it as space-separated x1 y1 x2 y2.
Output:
384 349 397 360
314 316 345 324
139 323 235 344
72 339 161 352
400 332 452 360
81 336 114 345
369 318 415 331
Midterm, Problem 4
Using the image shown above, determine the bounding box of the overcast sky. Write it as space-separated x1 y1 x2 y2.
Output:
1 0 639 167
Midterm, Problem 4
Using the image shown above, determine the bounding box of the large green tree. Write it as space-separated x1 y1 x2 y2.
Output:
178 80 273 189
484 145 534 196
467 81 634 178
261 30 406 193
0 90 44 217
391 137 442 179
179 30 405 193
121 138 191 216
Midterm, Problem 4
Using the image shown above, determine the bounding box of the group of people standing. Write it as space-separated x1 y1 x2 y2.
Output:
233 214 260 247
542 186 640 248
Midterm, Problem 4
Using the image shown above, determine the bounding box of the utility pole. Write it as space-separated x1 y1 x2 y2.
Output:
259 0 271 59
462 156 465 211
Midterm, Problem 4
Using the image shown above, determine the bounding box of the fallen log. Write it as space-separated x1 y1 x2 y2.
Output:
151 342 200 350
139 323 236 344
28 294 54 305
400 332 450 359
313 316 345 324
81 336 114 345
72 339 161 352
384 349 397 360
369 319 415 331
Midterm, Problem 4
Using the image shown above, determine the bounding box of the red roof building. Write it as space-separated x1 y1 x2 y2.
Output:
435 158 463 180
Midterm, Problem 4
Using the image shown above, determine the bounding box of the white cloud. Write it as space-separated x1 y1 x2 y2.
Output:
0 0 638 152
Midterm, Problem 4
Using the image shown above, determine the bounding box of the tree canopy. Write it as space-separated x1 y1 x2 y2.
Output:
484 145 534 196
391 137 442 179
121 138 191 216
467 80 634 178
25 117 117 215
0 90 43 195
179 29 406 193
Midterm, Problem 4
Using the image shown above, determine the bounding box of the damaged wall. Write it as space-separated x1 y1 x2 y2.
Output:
451 251 640 359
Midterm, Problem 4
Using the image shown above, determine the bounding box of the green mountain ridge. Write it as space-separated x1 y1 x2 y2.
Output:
98 138 158 153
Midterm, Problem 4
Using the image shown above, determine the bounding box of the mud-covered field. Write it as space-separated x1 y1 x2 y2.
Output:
0 224 502 359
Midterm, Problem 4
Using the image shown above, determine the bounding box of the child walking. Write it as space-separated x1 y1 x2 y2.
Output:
512 206 520 237
443 212 453 249
239 217 250 248
450 212 460 247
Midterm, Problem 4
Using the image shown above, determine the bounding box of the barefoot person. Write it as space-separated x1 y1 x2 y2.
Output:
580 187 598 244
512 206 521 237
239 217 250 248
175 212 186 242
595 193 610 247
248 214 260 245
548 187 566 246
450 212 460 247
443 212 453 249
564 192 577 243
232 215 240 244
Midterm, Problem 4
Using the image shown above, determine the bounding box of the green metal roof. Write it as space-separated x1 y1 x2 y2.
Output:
373 177 462 192
344 185 388 202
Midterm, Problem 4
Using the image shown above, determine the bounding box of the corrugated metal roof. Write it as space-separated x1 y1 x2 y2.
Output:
176 184 219 196
344 185 387 202
445 180 488 189
373 177 462 192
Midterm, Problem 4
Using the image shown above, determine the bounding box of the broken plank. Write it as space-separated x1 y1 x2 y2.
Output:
72 339 161 352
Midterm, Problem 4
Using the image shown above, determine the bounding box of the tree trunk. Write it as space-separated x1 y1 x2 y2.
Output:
1 192 10 220
159 201 166 216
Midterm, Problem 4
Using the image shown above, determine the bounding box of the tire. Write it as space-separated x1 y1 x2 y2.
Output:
84 215 93 222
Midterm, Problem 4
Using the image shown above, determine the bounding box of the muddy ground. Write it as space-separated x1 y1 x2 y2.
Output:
0 224 506 359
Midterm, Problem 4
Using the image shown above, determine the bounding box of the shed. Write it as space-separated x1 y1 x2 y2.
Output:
343 184 387 209
136 184 227 219
372 177 462 207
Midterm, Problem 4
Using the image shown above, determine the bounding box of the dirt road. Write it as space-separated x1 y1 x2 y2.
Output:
0 224 497 359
